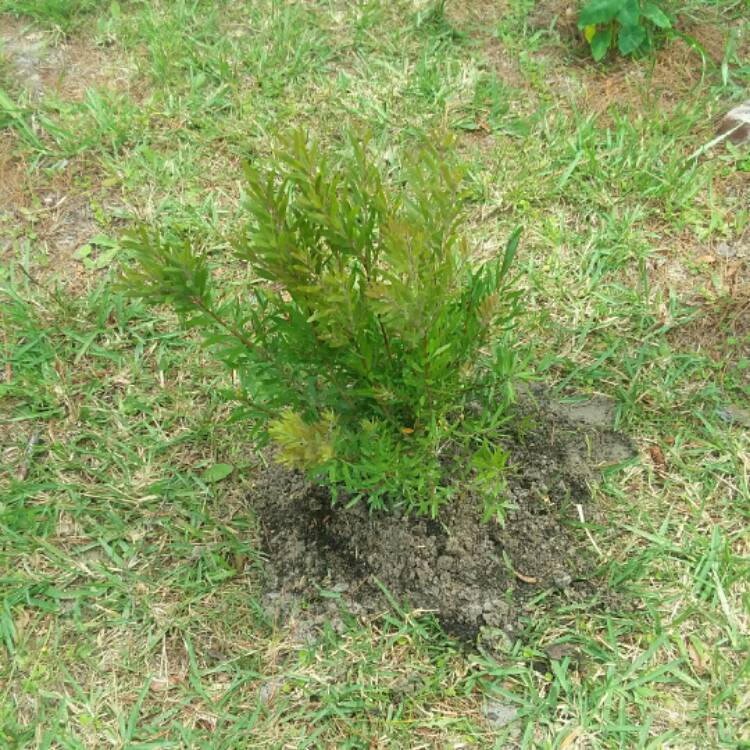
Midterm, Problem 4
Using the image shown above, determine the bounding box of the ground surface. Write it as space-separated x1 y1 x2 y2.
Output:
1 1 749 748
257 389 634 645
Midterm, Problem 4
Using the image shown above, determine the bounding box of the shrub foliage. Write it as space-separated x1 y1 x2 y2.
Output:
121 132 523 517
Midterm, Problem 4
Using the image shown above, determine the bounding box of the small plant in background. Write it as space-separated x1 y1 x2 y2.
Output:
578 0 673 61
121 131 523 518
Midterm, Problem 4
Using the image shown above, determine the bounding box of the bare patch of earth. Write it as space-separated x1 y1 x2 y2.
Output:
0 18 134 289
0 141 126 292
0 16 124 99
668 288 750 381
251 387 635 646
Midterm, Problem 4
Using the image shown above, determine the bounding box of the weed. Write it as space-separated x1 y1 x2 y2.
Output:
578 0 673 60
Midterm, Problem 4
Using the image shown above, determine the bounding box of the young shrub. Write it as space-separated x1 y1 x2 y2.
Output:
578 0 673 61
120 131 523 518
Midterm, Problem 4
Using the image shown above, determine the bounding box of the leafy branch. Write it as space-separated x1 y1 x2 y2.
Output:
120 130 523 516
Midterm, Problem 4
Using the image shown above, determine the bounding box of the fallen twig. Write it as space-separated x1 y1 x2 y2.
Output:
576 503 603 558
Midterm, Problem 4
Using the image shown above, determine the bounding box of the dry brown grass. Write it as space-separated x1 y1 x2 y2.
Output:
0 133 27 211
0 145 117 292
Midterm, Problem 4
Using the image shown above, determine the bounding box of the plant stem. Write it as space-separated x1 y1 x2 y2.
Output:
190 296 259 356
377 316 393 363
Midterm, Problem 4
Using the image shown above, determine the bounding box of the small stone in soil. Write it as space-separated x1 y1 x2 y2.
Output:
716 405 750 428
546 643 580 662
715 242 736 259
552 569 573 589
717 100 750 146
478 627 514 655
483 698 519 728
258 679 283 705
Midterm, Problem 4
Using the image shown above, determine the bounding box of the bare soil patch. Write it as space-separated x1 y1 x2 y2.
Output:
0 133 27 210
669 288 750 378
1 18 135 290
527 0 580 41
0 140 122 291
0 16 121 99
252 387 634 644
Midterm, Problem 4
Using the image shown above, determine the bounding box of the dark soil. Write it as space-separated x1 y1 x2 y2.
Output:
251 387 635 644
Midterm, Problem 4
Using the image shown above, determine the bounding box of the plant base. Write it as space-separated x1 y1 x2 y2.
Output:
252 387 635 644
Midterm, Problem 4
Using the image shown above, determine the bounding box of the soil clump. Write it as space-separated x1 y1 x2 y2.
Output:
252 387 634 644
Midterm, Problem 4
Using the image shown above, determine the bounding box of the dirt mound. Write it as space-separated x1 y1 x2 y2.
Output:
251 389 634 644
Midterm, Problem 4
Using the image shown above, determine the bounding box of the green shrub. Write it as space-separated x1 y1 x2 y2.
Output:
120 131 523 518
578 0 673 61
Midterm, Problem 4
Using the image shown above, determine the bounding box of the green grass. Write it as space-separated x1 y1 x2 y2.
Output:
1 0 749 747
0 0 107 31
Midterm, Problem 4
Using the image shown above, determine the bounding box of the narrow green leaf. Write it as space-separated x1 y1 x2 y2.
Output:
500 226 522 277
90 234 117 247
74 244 93 260
93 247 119 269
202 463 234 483
1 603 16 656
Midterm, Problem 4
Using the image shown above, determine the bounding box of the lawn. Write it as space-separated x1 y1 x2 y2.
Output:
1 0 749 747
